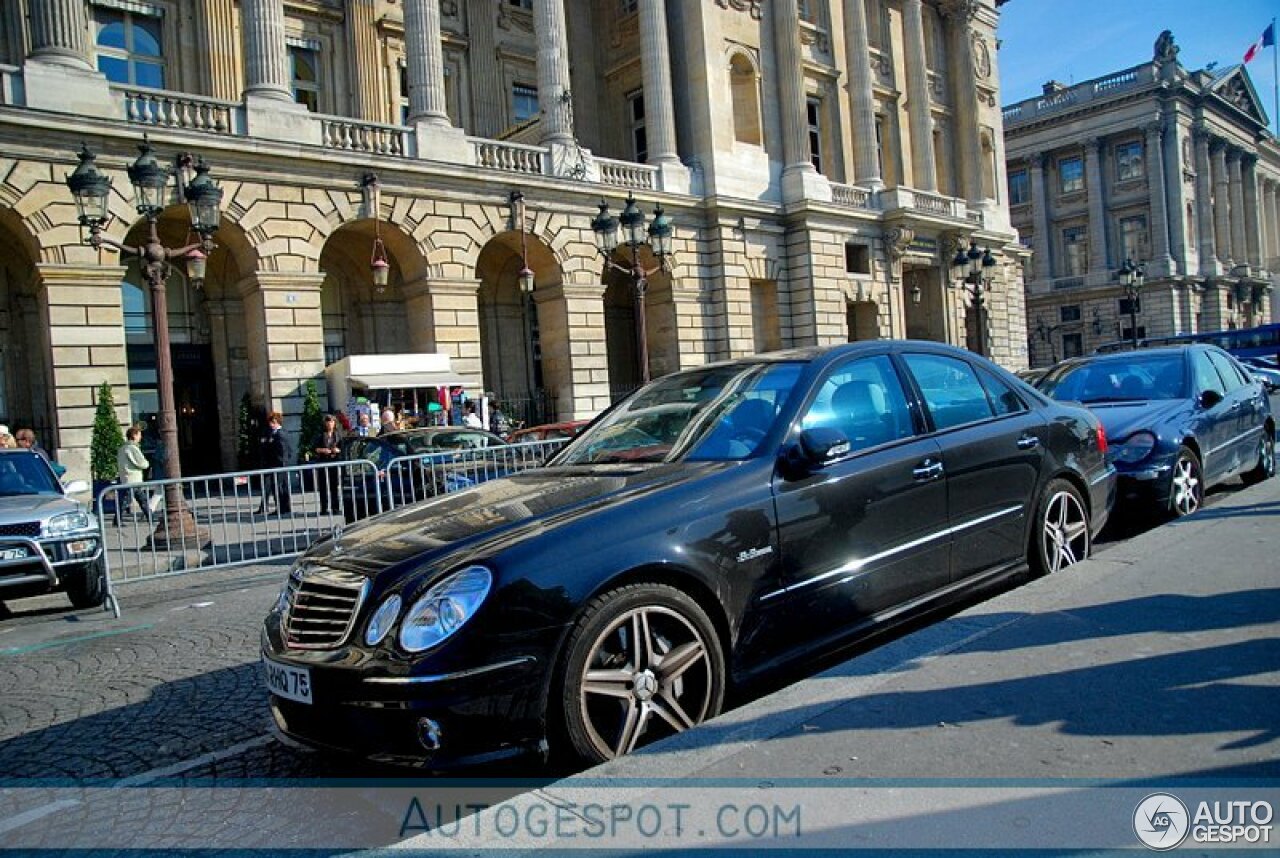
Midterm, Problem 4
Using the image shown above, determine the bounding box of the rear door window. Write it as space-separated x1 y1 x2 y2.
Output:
902 353 996 431
799 355 915 453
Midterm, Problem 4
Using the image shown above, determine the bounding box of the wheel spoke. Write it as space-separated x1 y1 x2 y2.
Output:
630 611 652 670
1057 497 1070 528
1064 520 1088 542
657 641 706 684
1060 543 1077 566
614 700 649 757
652 690 697 732
584 668 633 699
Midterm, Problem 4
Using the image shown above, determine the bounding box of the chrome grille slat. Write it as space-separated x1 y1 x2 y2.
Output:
282 566 368 650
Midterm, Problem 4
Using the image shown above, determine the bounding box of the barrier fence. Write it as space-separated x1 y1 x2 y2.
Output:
92 439 569 618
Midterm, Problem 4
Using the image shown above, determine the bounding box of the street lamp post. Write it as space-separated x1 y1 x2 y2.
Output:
66 141 221 546
590 193 674 385
510 191 537 414
950 239 998 357
1116 258 1146 348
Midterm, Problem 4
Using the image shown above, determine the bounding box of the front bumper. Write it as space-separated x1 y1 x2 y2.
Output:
0 533 102 591
1113 458 1176 510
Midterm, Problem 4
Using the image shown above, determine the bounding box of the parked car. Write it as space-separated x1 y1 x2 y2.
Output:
1240 357 1280 393
0 450 104 609
262 341 1114 769
337 427 510 521
1036 345 1274 518
507 419 590 444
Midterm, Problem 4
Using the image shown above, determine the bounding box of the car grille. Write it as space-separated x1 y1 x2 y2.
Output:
282 567 368 650
0 522 41 538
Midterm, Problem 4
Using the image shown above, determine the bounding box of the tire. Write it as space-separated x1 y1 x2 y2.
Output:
1168 446 1204 518
1029 478 1090 576
65 558 106 609
1241 429 1275 486
558 582 725 765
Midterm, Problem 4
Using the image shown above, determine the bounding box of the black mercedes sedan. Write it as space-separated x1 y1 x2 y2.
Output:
1036 345 1274 517
262 341 1114 768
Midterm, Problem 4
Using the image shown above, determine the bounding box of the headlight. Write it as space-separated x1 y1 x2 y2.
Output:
364 594 402 646
1113 431 1157 464
398 566 492 653
46 511 92 535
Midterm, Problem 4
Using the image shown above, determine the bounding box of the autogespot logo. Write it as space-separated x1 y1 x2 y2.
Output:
1134 793 1190 851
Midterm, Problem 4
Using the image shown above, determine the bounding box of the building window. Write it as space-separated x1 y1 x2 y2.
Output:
289 45 319 111
512 82 538 123
1119 296 1141 315
1186 201 1196 247
94 8 164 88
1059 156 1084 194
1121 325 1146 341
845 243 870 274
730 53 762 146
1115 140 1144 182
1062 333 1083 358
617 0 637 13
798 0 821 24
1062 225 1088 276
628 90 647 163
399 64 409 124
507 0 532 8
807 97 823 173
1119 215 1149 263
1181 136 1192 167
1060 305 1081 323
874 114 886 179
1008 169 1029 205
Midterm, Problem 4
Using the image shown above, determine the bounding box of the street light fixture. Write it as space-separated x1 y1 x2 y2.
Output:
66 140 220 547
590 193 674 384
1116 257 1146 348
510 190 537 406
950 239 998 357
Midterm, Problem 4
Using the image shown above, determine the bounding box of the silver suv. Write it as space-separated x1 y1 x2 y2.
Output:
0 449 104 608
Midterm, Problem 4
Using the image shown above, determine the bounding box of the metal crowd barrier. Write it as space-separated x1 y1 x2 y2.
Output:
380 438 570 511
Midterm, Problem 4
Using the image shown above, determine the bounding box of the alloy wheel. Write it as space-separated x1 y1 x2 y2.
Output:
1041 489 1089 573
577 605 714 760
1171 454 1202 516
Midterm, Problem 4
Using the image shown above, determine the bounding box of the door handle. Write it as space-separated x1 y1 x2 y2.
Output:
912 459 944 482
1016 434 1040 450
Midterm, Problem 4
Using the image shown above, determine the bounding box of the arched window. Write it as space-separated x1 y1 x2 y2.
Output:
730 53 762 146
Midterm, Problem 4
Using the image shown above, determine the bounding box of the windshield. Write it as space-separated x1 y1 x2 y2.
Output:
1041 353 1186 403
558 362 803 465
0 454 62 497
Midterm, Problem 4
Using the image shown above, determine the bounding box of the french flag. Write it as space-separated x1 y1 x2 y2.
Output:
1243 22 1274 63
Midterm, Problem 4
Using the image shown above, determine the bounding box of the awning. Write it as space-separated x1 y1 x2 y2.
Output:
349 372 468 390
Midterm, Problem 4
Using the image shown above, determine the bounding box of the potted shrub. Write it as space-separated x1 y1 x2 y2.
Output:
90 381 125 515
297 380 324 490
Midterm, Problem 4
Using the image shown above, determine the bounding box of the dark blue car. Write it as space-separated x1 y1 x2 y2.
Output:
1037 345 1274 517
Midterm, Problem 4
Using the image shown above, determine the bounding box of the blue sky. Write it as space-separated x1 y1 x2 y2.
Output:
998 0 1279 129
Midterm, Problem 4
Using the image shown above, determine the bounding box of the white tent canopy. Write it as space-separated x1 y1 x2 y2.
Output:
325 353 468 409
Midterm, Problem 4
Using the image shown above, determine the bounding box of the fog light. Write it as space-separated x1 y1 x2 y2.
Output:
67 539 97 555
417 717 443 752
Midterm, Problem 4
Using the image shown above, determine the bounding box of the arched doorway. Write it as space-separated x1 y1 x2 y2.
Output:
476 231 558 427
319 221 423 360
604 273 641 396
0 209 51 440
902 265 947 343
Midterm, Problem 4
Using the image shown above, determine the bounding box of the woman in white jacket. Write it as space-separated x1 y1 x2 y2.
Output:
116 425 152 522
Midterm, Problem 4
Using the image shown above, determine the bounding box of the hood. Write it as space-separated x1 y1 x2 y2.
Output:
1082 398 1190 441
309 462 724 576
0 492 82 524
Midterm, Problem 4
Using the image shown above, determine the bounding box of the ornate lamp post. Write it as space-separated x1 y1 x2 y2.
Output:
510 191 537 407
66 140 220 546
1116 257 1146 348
950 239 998 357
590 193 674 385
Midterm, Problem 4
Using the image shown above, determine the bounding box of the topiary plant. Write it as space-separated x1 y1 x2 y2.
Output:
236 391 256 469
90 381 125 482
298 380 324 464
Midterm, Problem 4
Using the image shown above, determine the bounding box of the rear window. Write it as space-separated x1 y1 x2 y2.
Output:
1042 354 1186 403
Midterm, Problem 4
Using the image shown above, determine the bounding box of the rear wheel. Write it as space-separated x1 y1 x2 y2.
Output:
1241 430 1275 486
1169 447 1203 517
559 583 725 765
1030 479 1090 576
65 558 106 609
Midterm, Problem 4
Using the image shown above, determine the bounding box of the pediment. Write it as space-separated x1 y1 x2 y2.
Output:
1209 66 1269 127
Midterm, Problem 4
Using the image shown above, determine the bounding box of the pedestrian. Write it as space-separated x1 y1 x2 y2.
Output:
115 424 152 523
354 410 373 438
14 428 66 478
379 408 399 436
0 429 15 449
255 411 293 515
489 400 510 438
463 402 482 429
311 414 343 516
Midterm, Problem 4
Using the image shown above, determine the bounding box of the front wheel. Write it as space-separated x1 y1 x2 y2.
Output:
1169 447 1204 517
65 558 106 609
559 583 725 765
1030 479 1090 576
1241 430 1275 486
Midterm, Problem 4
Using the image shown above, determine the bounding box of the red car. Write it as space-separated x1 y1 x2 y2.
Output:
507 420 589 444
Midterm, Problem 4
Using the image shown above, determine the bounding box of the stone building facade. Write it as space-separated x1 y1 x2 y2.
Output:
1003 32 1280 367
0 0 1024 480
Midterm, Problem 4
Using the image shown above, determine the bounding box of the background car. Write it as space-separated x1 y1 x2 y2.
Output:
506 420 590 444
263 342 1114 770
1240 357 1280 393
0 450 104 608
1036 345 1274 518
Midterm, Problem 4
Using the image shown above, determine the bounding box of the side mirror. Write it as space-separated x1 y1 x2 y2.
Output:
782 427 851 476
1198 389 1224 409
63 479 90 494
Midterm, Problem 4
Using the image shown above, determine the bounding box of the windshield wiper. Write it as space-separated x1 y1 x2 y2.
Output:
1080 396 1146 403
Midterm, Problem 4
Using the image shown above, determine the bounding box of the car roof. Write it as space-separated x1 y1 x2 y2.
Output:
677 339 1000 373
1054 343 1216 371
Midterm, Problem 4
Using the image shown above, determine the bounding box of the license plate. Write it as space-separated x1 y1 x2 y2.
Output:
0 546 29 561
263 656 312 704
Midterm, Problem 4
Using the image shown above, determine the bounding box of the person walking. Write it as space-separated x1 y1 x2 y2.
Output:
115 425 152 524
311 414 343 516
256 411 293 515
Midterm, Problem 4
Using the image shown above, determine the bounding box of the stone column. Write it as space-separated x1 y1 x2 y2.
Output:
842 0 882 187
1084 137 1108 274
1145 123 1174 275
534 0 574 144
404 0 450 126
1262 179 1275 261
402 279 483 382
466 0 504 138
346 0 384 122
238 272 326 433
535 283 611 420
1267 180 1280 261
901 0 937 191
28 0 91 68
1242 155 1262 269
241 0 293 101
944 5 983 202
1028 152 1052 284
1194 132 1218 274
200 0 241 101
1227 149 1247 270
1211 139 1232 267
1161 115 1191 274
639 0 678 166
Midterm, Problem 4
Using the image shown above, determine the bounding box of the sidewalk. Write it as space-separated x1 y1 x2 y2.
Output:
393 476 1280 852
